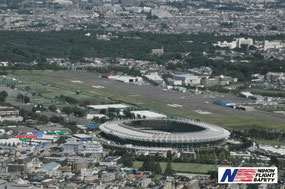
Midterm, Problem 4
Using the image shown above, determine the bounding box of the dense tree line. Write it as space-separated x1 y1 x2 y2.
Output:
140 156 163 175
231 129 285 141
0 31 284 81
58 95 78 104
61 106 86 118
17 93 30 103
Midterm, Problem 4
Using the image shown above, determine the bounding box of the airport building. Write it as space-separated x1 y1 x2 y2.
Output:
109 75 143 83
173 74 200 86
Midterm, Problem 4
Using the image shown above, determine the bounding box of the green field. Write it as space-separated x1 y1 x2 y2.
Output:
133 161 217 174
10 70 143 105
1 73 112 107
255 140 285 146
250 88 285 97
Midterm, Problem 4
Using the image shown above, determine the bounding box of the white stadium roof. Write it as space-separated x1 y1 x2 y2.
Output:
100 118 230 144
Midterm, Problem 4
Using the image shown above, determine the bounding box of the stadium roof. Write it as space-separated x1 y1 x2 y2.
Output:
100 118 230 144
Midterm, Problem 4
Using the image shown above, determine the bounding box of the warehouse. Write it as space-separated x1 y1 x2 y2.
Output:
214 100 236 108
109 75 143 83
144 73 164 85
240 91 255 98
173 74 200 86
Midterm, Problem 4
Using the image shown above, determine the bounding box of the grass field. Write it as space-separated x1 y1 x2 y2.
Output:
255 140 285 146
250 88 285 96
133 161 217 174
8 70 285 130
1 73 112 107
10 70 143 105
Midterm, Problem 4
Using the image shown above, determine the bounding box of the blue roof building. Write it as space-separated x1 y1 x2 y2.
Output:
41 162 60 171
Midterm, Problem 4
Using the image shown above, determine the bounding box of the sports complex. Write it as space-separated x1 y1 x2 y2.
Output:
99 118 231 148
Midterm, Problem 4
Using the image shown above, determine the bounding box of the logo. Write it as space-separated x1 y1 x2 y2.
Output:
218 167 278 183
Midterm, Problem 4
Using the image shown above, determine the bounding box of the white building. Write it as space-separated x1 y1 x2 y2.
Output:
144 73 164 84
0 138 21 146
173 74 200 86
214 41 237 49
131 110 167 119
214 38 253 49
169 79 182 86
240 91 255 98
80 142 103 155
265 72 285 81
109 75 143 83
63 139 83 154
238 38 253 48
86 114 107 120
87 104 129 110
264 40 284 50
0 129 5 136
101 172 116 183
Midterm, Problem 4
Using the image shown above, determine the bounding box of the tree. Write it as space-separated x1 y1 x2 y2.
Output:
72 107 86 117
164 161 173 176
208 170 218 180
140 156 155 172
0 90 8 102
50 115 64 124
57 136 68 144
62 107 72 115
37 115 49 124
99 109 106 114
154 162 162 174
84 100 90 106
118 156 133 167
17 93 24 102
24 95 30 103
1 91 8 98
167 150 173 160
49 105 57 112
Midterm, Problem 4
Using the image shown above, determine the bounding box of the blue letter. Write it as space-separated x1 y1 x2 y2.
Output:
220 169 238 182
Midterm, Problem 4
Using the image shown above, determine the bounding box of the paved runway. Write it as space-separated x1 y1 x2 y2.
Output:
44 71 285 124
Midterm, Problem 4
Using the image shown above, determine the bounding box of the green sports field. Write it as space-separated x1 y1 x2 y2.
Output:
133 161 217 174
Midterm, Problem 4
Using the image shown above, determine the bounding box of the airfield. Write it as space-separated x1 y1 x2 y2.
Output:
11 70 285 130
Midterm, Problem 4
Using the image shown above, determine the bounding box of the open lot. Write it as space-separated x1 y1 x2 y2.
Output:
9 70 285 130
133 161 217 174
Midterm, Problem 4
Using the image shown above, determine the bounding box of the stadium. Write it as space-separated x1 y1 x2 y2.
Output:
99 118 230 148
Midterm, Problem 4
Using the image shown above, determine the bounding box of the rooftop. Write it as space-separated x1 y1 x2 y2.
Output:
41 162 60 171
88 104 129 110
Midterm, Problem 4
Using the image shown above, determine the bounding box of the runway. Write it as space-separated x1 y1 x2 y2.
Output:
40 71 285 124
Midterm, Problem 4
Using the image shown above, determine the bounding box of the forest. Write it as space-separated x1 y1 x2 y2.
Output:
0 30 284 81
